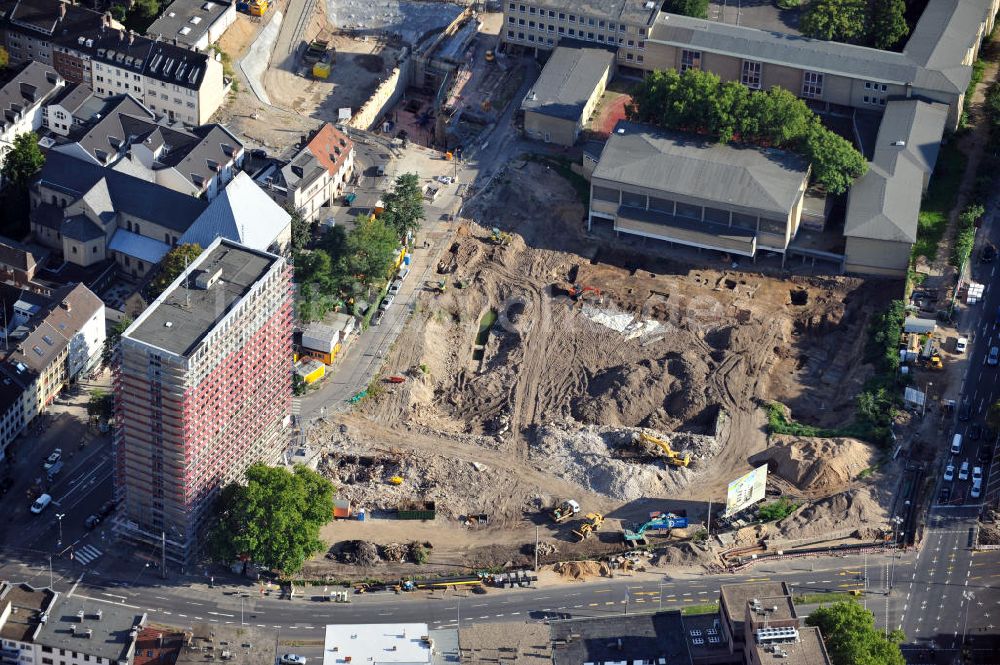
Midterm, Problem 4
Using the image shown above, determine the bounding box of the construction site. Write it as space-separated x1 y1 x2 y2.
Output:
299 159 907 581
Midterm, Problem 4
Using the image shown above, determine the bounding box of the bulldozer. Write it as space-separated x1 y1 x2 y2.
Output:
489 227 512 246
550 499 581 523
572 512 604 541
633 432 691 468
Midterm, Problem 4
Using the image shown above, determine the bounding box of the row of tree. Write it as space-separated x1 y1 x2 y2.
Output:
294 173 425 322
627 69 868 194
800 0 909 50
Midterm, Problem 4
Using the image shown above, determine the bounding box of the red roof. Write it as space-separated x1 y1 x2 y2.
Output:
305 122 353 177
133 626 184 665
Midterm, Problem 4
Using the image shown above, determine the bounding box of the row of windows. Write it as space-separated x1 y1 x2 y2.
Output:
507 1 646 34
507 27 641 49
509 17 645 46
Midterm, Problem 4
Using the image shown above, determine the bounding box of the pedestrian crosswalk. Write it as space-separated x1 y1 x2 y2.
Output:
74 545 103 565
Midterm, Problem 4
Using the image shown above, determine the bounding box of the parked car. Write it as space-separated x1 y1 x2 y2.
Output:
43 449 62 471
30 494 52 514
397 266 410 281
959 402 972 421
969 424 982 441
978 445 993 464
370 309 385 326
989 346 1000 366
99 500 118 518
973 466 983 482
959 460 970 480
972 480 983 498
938 486 952 503
379 294 395 310
982 243 996 263
956 337 969 353
279 656 307 665
944 464 955 481
388 279 403 296
84 515 101 530
46 461 63 481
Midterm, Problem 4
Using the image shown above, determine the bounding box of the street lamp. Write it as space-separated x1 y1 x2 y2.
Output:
55 513 65 547
923 382 932 417
889 515 904 589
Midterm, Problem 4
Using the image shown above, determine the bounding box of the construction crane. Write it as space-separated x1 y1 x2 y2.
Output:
633 432 691 468
622 512 689 548
549 499 580 523
489 227 512 246
572 513 604 541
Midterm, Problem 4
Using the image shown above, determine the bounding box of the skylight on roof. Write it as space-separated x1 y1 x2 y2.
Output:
190 16 202 24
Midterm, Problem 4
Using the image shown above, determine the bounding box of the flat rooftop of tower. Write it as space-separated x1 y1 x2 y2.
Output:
126 238 281 358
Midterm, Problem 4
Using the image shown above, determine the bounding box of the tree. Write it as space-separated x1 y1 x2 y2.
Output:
800 0 869 42
87 389 114 422
0 47 9 70
1 132 44 189
148 243 203 299
801 120 868 194
207 464 335 576
807 601 906 665
987 400 1000 432
287 207 312 254
868 0 909 49
664 0 709 18
380 173 425 239
339 215 399 290
102 317 133 368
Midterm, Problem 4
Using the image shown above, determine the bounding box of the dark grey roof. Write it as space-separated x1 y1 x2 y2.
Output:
528 0 661 25
34 599 144 664
5 0 100 36
593 121 809 216
162 123 243 189
37 151 208 233
650 12 960 94
903 0 994 91
0 61 63 132
145 0 230 47
69 96 156 163
844 100 949 243
64 26 210 91
522 44 615 121
62 214 105 241
550 611 693 665
126 238 281 357
48 83 97 117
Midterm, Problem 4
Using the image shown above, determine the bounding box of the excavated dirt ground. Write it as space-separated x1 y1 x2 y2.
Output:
305 162 901 576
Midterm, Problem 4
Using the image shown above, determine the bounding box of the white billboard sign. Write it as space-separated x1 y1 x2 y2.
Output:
725 464 768 516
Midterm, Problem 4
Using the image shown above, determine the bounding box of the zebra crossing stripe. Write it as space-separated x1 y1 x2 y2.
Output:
75 545 103 565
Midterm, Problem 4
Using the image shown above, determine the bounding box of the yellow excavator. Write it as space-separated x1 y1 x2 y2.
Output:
489 227 512 246
572 512 604 541
634 432 691 468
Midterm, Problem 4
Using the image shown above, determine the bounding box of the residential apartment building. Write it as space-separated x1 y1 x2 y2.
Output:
0 582 57 665
1 0 228 125
253 123 355 221
50 93 245 200
145 0 236 51
0 61 65 179
589 121 810 258
33 601 146 665
115 238 293 562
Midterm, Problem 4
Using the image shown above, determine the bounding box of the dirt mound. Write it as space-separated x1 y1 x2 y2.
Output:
335 540 380 566
554 560 611 579
530 423 722 500
773 487 888 541
653 542 711 566
751 435 876 496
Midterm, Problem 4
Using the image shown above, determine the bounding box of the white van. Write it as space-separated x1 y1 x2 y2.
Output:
951 434 962 455
30 494 52 514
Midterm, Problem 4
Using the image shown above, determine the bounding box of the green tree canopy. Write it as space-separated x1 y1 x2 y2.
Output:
800 0 869 42
102 316 133 368
665 0 709 19
87 389 114 422
806 601 906 665
287 207 313 254
339 215 399 289
148 243 203 299
0 47 9 70
869 0 909 49
208 464 335 576
380 173 425 239
628 69 867 194
2 132 44 189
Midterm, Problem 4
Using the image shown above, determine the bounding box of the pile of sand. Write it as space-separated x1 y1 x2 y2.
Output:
773 486 888 541
750 435 876 496
554 560 610 579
